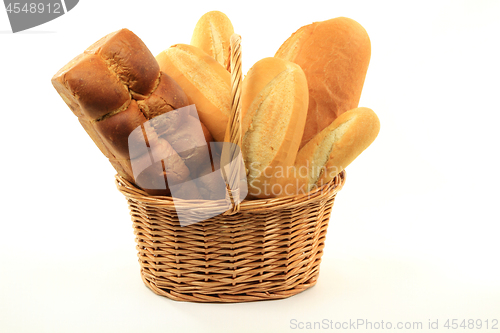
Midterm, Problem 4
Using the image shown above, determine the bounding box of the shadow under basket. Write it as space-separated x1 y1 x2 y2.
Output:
115 170 346 303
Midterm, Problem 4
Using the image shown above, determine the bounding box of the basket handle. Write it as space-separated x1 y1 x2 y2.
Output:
221 34 243 215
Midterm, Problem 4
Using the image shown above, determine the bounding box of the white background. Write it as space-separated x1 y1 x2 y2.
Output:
1 0 499 332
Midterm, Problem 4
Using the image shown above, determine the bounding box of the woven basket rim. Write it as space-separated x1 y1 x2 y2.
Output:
115 169 345 212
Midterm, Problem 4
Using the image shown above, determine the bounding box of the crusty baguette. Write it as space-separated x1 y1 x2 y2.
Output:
294 107 380 192
240 57 308 198
156 44 231 142
275 17 371 149
190 11 234 70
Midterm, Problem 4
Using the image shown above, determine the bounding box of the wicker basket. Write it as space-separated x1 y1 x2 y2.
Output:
115 34 346 303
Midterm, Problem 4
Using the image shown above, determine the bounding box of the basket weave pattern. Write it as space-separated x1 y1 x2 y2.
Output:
116 171 345 302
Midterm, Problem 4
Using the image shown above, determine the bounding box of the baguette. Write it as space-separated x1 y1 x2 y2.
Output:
275 17 371 149
190 11 234 70
156 44 231 142
240 57 308 198
294 107 380 192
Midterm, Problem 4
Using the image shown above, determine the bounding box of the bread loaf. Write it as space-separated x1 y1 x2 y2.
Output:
275 17 371 149
52 29 205 196
294 107 380 192
156 44 231 142
190 11 234 71
240 57 308 198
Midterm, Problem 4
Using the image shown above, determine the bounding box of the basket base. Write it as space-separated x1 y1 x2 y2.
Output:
140 269 320 303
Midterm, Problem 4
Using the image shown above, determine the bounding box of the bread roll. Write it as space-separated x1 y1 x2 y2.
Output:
294 107 380 192
190 11 234 70
156 44 231 142
241 57 308 198
275 17 371 149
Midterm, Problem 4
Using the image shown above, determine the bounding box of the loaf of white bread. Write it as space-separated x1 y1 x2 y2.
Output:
52 29 213 197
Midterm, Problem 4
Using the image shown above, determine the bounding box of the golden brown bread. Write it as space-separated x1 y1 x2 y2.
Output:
137 72 189 119
156 44 231 142
52 29 201 195
200 121 213 150
52 53 130 120
128 138 190 193
190 11 234 70
275 17 371 149
240 57 308 198
196 151 227 200
294 107 380 192
160 115 212 175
